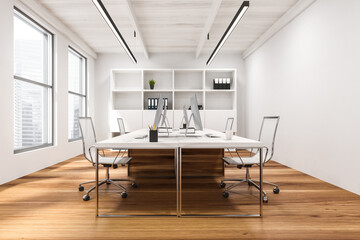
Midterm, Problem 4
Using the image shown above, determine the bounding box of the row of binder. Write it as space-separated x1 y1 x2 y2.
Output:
213 78 231 89
147 98 169 110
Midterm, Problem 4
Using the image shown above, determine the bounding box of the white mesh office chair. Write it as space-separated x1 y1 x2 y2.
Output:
78 117 137 201
221 116 280 203
224 117 235 154
225 117 234 132
117 118 126 135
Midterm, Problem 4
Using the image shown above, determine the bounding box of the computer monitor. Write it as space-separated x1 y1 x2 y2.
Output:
182 105 189 127
153 96 164 129
190 94 203 130
160 107 167 126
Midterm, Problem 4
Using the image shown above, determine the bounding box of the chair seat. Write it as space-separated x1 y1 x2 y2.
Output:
99 156 132 166
223 154 262 166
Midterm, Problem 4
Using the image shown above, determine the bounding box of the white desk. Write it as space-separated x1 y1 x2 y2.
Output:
94 128 264 217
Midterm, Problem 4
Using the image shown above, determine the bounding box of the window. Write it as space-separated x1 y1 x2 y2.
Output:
68 47 87 141
14 9 53 153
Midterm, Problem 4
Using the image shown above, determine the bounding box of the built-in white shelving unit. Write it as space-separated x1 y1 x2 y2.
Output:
109 69 237 136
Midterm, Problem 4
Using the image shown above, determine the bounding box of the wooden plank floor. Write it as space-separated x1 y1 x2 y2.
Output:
1 153 360 239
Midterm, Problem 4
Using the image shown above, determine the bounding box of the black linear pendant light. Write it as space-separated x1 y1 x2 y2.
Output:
206 1 249 65
92 0 137 64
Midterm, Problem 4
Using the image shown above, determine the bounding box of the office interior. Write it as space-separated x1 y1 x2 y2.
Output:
1 0 360 239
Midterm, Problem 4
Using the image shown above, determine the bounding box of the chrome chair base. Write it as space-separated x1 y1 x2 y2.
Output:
79 167 136 201
220 167 279 202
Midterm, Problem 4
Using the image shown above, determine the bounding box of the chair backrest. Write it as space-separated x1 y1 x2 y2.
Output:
117 118 126 135
225 117 234 132
78 117 96 163
258 116 280 162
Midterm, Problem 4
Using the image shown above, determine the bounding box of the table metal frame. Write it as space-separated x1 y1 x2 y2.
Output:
95 146 263 218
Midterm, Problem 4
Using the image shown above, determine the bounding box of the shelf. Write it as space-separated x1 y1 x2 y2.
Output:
174 89 203 92
205 89 235 92
112 92 142 110
143 89 173 92
143 91 173 110
205 70 235 90
143 70 173 90
112 70 142 90
205 91 235 110
174 91 203 110
109 68 237 135
174 70 203 90
112 89 142 92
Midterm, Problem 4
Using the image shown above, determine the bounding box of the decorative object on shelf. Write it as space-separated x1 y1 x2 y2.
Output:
147 98 168 110
213 78 231 89
149 79 156 89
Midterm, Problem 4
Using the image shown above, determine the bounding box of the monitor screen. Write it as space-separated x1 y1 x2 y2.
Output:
153 96 164 129
190 94 203 130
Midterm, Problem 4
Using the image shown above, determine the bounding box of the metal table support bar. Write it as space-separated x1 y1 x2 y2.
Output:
95 147 263 217
179 147 263 218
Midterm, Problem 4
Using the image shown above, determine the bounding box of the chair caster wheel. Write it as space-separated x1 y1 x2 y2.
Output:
106 182 111 185
121 192 127 198
223 191 229 198
78 186 84 191
263 195 268 203
131 182 137 188
83 195 90 201
220 182 226 188
273 187 280 194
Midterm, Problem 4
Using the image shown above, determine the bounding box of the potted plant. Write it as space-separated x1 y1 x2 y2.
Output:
149 79 156 90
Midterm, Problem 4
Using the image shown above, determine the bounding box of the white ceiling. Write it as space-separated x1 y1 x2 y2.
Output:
36 0 299 57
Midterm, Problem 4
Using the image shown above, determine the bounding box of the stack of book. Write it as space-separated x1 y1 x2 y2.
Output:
213 78 231 89
147 98 169 110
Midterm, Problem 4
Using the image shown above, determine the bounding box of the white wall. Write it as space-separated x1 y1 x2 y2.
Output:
94 53 246 140
245 0 360 195
0 0 95 184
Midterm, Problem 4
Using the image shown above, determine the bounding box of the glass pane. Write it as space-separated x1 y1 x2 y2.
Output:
68 94 85 139
14 80 51 150
14 13 50 84
68 50 85 94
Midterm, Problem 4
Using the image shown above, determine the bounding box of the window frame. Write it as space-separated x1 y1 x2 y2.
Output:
68 46 87 142
13 7 54 154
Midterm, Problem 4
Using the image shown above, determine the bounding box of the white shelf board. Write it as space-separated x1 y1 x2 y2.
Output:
112 89 142 92
174 89 204 92
143 89 173 92
205 89 235 92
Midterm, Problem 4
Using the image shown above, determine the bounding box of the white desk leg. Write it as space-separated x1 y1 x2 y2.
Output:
96 148 99 217
259 147 263 216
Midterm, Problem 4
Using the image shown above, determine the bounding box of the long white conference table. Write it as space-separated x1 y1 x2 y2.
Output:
94 128 265 217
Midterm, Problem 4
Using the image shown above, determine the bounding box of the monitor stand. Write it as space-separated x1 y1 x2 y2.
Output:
158 113 172 136
179 113 196 136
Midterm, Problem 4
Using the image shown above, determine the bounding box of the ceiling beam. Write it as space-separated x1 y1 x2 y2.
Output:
17 0 97 59
242 0 316 59
195 0 222 59
124 0 149 59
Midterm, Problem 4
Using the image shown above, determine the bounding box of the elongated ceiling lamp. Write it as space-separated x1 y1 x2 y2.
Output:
92 0 137 63
206 1 249 65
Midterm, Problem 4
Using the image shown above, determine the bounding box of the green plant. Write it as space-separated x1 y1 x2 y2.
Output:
149 79 156 85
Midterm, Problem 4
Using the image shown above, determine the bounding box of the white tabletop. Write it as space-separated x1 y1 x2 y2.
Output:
95 129 263 149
